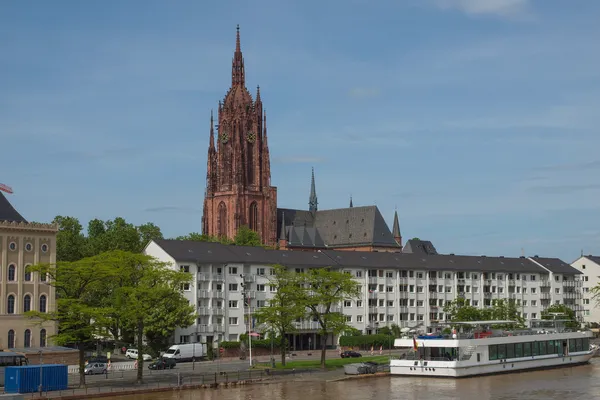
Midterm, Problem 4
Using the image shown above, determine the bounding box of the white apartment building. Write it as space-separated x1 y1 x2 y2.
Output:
570 255 600 324
145 240 583 351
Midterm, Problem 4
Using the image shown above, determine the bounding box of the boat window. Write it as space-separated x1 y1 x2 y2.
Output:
538 341 547 355
582 338 589 351
532 342 539 356
576 339 583 352
523 342 531 357
547 340 555 354
515 343 523 358
497 344 506 359
506 344 515 359
489 345 498 360
569 339 576 353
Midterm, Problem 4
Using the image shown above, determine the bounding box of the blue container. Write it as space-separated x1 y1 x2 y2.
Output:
4 365 68 394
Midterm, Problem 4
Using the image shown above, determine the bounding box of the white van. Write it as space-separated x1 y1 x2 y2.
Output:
125 348 152 361
162 344 205 362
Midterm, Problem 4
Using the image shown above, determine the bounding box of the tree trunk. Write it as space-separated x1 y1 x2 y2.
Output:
136 320 144 384
280 334 286 366
320 333 327 369
78 342 86 387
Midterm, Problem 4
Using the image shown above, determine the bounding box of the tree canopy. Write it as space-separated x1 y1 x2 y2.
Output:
253 265 304 365
541 304 580 329
443 298 525 329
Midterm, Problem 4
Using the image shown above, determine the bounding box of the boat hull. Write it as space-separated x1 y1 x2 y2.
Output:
390 351 595 378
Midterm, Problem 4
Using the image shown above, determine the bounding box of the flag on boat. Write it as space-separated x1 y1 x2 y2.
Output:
0 183 13 194
412 336 418 351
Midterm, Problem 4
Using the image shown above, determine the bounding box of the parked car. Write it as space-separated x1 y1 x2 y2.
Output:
125 348 152 361
84 362 107 375
148 358 176 370
86 356 108 364
340 351 362 358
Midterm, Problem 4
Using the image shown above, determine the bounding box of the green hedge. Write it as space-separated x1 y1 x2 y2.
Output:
220 337 282 350
339 334 394 349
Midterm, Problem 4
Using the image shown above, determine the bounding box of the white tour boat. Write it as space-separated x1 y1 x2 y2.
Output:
390 319 596 378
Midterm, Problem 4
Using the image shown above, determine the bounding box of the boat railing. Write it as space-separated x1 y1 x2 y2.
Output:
393 353 454 362
411 329 576 341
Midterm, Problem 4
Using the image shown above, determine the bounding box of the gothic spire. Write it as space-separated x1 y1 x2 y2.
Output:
231 24 245 86
392 208 402 246
309 167 318 212
349 196 353 208
209 109 215 149
256 85 261 102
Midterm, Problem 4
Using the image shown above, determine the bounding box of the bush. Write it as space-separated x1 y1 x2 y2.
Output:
339 334 394 350
222 336 282 350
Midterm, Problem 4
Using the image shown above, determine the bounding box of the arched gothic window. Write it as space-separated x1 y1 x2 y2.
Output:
40 295 47 313
249 202 259 231
217 202 227 237
24 295 31 312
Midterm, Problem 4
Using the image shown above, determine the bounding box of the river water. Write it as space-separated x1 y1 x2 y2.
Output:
107 360 600 400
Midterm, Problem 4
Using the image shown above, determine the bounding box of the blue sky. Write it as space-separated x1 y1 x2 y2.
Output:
2 0 600 262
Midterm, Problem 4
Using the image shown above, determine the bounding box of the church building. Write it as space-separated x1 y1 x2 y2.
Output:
202 27 402 252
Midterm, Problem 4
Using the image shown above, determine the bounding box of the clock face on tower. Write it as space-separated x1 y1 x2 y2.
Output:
246 131 256 143
220 131 229 143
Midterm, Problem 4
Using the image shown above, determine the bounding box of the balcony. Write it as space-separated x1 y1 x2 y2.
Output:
429 277 438 283
508 279 515 286
539 281 551 288
294 321 320 330
197 307 211 315
457 279 465 285
243 275 256 283
484 292 492 298
429 292 438 299
212 291 224 299
368 292 378 299
540 292 551 300
198 290 211 298
368 307 378 314
212 274 224 281
197 273 209 281
198 324 225 333
397 292 409 299
368 277 378 284
213 308 224 316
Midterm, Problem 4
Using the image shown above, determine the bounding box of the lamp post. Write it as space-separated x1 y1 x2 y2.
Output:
38 350 43 396
240 276 252 367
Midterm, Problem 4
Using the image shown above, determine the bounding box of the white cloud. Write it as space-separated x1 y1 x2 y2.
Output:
433 0 532 19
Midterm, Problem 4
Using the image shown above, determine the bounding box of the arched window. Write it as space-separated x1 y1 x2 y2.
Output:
23 295 31 312
217 202 227 237
8 264 16 281
24 264 31 281
24 329 31 348
7 295 15 314
249 202 259 231
40 329 47 347
39 295 47 313
8 330 15 348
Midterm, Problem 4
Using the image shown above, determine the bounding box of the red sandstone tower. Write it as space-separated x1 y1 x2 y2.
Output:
202 26 278 245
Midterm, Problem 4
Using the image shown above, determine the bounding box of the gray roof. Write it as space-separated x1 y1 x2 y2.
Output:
403 239 438 255
152 240 566 274
583 255 600 265
530 256 583 275
276 205 400 249
0 192 27 223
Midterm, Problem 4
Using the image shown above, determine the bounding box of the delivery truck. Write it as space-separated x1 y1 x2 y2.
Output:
162 343 205 362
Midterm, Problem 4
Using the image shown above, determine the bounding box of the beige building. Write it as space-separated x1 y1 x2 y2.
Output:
0 191 57 350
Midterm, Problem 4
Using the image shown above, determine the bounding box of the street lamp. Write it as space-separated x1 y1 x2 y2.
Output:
240 276 252 368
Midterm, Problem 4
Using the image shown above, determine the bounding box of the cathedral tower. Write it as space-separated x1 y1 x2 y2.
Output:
202 26 278 245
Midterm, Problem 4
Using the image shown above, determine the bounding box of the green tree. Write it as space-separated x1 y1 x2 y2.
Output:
489 299 525 328
137 222 164 246
253 265 304 365
443 297 483 322
541 304 580 330
26 255 120 386
110 252 193 383
295 268 361 368
53 216 87 262
234 225 262 246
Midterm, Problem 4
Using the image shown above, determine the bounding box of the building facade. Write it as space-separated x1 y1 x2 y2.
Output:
0 191 58 350
201 27 402 251
145 240 583 350
571 255 600 324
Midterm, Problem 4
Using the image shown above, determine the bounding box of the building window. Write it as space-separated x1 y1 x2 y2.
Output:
8 330 15 348
24 264 32 281
8 264 16 281
228 283 238 291
229 317 238 325
257 284 265 292
357 315 363 322
24 329 31 348
7 295 15 314
41 243 48 253
40 329 47 347
24 295 31 312
257 268 265 276
25 242 33 252
180 265 190 273
229 300 238 308
39 295 47 313
228 267 238 275
9 242 17 251
217 202 227 237
249 202 258 231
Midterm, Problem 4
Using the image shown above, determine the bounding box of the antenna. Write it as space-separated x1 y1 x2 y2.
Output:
0 183 13 194
521 248 524 257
